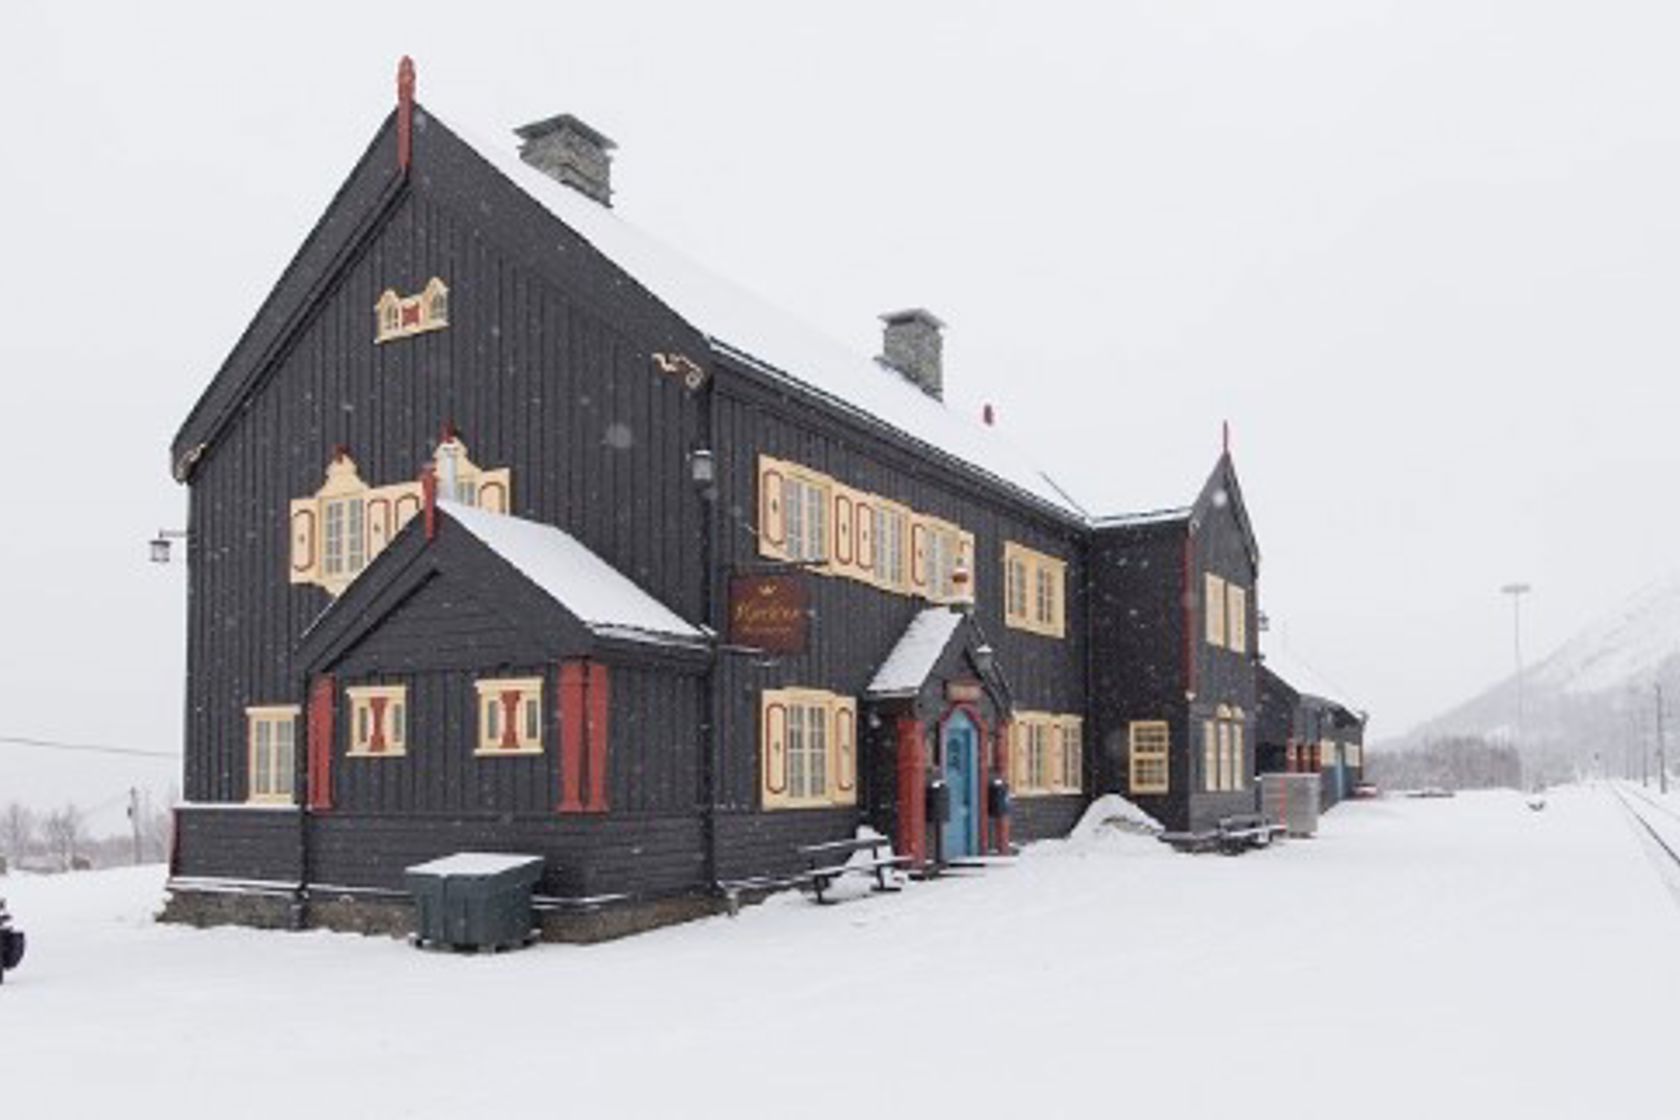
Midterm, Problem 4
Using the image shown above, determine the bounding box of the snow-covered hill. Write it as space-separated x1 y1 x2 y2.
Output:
1388 572 1680 768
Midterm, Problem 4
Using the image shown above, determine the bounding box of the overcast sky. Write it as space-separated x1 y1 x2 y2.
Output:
4 1 1678 821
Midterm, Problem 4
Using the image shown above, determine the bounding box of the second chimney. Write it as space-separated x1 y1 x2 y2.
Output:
878 308 945 401
515 114 616 207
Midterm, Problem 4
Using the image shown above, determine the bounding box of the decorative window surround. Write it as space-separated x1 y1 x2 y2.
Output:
1129 721 1170 794
475 677 545 755
290 438 511 596
757 454 975 606
760 688 857 810
375 277 449 343
246 706 300 804
346 684 407 757
1010 711 1083 796
1003 541 1067 638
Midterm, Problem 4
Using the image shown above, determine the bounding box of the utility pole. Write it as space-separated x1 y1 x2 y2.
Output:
1501 583 1531 784
127 787 142 866
1657 685 1669 796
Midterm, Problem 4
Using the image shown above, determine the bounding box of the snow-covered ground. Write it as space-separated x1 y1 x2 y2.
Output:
4 788 1678 1119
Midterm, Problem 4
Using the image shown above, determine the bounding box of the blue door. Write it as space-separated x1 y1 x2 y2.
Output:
943 712 978 859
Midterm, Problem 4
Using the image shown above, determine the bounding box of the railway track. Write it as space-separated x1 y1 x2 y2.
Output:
1608 782 1680 872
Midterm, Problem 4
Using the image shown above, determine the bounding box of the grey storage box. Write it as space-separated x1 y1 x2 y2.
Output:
1258 773 1321 838
405 853 545 951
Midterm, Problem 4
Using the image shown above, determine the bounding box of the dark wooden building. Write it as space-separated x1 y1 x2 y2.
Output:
1087 450 1263 832
164 63 1103 937
1255 664 1366 808
164 62 1358 938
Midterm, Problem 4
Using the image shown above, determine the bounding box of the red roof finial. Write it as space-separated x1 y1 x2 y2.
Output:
397 56 416 173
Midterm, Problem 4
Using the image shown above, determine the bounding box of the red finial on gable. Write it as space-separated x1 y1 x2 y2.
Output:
333 443 351 463
397 56 416 173
440 418 457 443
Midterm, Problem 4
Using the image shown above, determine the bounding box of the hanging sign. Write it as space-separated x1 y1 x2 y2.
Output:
728 574 809 654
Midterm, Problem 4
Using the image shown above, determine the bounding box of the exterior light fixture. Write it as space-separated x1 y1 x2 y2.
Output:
973 643 996 676
150 529 188 564
951 558 974 613
689 448 716 489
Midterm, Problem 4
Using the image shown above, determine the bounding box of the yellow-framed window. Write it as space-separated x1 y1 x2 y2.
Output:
782 473 830 564
873 501 910 591
1005 550 1030 623
246 705 300 804
760 688 857 810
1003 542 1067 638
1227 583 1248 654
1129 721 1170 794
1057 718 1083 792
346 684 407 757
475 677 544 755
1203 719 1220 792
1205 574 1227 648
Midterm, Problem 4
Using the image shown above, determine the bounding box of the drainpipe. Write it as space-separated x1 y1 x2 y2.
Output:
697 375 721 893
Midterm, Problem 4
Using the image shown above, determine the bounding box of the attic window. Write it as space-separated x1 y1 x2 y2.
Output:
374 278 450 343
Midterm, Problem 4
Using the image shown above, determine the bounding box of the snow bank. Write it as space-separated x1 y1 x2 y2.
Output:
1066 792 1165 842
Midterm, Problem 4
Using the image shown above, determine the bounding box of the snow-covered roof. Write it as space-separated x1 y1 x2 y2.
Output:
441 501 707 647
406 852 543 877
1090 506 1193 530
442 111 1088 521
868 607 965 695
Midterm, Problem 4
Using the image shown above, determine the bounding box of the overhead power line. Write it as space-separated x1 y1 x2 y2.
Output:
0 734 180 761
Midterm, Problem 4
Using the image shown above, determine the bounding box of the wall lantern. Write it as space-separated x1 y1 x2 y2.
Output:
973 643 996 676
689 448 716 489
149 529 188 564
950 558 974 613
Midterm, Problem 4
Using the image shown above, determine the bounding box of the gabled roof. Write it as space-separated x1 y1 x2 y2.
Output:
440 501 706 647
1089 506 1193 530
170 97 1088 521
1188 451 1260 570
295 503 709 675
448 114 1087 521
868 608 967 696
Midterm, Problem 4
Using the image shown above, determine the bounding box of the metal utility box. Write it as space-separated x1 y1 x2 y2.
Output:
405 853 545 952
1258 773 1321 837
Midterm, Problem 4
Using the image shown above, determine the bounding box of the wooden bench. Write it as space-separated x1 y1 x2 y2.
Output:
1159 814 1286 856
1214 813 1286 854
797 836 909 904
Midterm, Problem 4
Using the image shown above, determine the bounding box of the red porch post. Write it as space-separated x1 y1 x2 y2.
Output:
994 721 1013 854
895 715 926 868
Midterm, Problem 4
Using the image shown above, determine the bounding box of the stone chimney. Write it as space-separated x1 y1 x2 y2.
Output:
878 308 945 401
514 114 617 207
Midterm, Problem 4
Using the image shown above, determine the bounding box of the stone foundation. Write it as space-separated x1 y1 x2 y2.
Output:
159 881 737 945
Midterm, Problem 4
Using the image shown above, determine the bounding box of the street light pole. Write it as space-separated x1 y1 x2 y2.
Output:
1501 583 1531 783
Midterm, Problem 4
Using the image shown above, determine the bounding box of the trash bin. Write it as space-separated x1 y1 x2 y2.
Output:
926 778 951 825
404 853 545 951
987 776 1011 819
